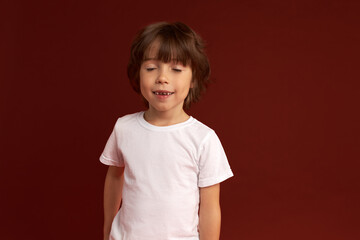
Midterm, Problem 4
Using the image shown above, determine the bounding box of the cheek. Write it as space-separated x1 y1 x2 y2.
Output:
181 74 193 90
139 76 150 96
139 73 149 87
139 70 154 85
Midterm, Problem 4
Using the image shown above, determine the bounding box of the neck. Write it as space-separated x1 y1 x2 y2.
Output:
144 106 190 126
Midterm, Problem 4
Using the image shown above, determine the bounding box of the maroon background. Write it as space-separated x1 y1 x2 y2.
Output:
1 0 359 239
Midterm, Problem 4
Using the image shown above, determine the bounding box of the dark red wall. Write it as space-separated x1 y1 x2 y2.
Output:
1 0 359 239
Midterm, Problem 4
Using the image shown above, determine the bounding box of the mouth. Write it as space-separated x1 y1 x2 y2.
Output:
152 91 174 96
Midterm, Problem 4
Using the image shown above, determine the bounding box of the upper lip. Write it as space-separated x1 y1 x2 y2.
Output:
152 90 174 93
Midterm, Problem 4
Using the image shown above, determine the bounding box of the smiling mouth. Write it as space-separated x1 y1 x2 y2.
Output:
152 91 174 95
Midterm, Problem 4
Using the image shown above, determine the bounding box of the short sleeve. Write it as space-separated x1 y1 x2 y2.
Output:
198 130 234 187
99 120 124 167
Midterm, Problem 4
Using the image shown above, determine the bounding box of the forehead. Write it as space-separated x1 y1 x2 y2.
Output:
144 39 161 58
142 37 190 66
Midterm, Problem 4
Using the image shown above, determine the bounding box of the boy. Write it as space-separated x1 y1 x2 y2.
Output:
100 22 233 240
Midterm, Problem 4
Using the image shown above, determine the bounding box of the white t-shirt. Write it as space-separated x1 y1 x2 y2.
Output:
100 111 234 240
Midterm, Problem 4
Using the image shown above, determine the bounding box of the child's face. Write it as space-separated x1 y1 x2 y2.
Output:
139 40 193 113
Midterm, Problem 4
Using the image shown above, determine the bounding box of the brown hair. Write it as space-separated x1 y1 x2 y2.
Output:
127 22 211 109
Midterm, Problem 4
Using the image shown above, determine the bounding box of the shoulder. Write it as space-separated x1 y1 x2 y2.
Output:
189 118 226 149
115 111 141 123
113 111 142 130
191 118 214 132
183 117 217 145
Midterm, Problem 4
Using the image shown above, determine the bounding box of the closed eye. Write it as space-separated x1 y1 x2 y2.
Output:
146 68 156 71
172 68 182 72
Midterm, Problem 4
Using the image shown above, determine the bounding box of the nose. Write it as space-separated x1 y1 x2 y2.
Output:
156 68 168 84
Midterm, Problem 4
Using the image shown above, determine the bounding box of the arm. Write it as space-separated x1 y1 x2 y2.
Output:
198 183 221 240
103 166 124 240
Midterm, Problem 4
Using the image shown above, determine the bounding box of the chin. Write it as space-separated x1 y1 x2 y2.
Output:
150 103 181 112
153 106 172 112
